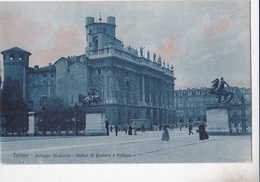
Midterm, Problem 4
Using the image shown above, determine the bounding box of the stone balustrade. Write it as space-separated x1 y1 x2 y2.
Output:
87 47 173 76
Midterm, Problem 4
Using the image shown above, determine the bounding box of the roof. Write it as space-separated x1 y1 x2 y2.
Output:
54 57 70 65
1 47 31 55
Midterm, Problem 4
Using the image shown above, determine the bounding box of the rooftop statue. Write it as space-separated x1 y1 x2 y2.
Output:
153 53 156 62
140 47 145 57
147 50 150 60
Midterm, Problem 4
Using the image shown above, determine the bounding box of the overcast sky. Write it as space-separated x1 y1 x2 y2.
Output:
0 1 251 89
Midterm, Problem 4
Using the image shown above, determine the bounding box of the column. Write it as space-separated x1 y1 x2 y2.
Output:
141 75 145 103
149 76 152 104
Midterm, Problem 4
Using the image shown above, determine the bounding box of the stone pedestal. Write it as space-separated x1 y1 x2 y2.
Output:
28 111 36 136
85 106 106 136
206 104 231 135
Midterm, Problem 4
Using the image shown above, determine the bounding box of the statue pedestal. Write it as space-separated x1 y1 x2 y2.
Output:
85 106 106 136
206 104 230 135
28 111 36 136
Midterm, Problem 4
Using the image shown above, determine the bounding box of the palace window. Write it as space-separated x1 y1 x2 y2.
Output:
196 91 201 95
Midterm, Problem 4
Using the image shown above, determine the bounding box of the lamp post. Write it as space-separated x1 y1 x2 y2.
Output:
240 95 247 134
74 103 79 136
41 104 46 136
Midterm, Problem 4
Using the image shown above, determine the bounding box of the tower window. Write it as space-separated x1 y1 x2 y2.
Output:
93 36 98 49
98 69 102 75
19 54 24 61
10 53 14 60
94 39 98 49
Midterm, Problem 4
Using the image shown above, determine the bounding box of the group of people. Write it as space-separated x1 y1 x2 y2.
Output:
106 121 146 136
106 119 209 141
161 122 209 141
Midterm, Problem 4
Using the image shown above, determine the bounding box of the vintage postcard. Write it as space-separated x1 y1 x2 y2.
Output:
0 0 258 181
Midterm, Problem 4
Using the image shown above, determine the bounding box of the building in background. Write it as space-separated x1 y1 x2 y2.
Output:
174 87 251 129
1 16 176 129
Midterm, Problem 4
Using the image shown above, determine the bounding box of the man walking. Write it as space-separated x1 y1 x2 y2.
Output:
188 123 193 135
105 119 109 136
115 124 118 136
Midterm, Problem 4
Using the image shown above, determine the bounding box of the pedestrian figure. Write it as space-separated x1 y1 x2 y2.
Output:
128 125 132 135
133 124 137 135
115 124 118 136
198 122 209 140
161 125 170 141
110 125 113 132
188 123 193 135
141 124 145 133
159 124 162 131
105 119 109 136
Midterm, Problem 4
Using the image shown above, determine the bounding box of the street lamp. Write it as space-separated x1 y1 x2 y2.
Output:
74 103 79 136
41 104 46 136
239 95 247 134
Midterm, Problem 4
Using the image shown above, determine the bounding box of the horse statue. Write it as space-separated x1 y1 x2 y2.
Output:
204 78 233 103
80 88 106 107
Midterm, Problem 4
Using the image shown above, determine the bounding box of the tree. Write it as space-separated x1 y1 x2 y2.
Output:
38 97 85 135
0 77 29 135
38 97 72 134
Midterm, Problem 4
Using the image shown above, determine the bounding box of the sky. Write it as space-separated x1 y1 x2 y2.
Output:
0 0 251 89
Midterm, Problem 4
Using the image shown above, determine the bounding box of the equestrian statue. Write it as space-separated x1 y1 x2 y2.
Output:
81 88 106 107
204 77 233 103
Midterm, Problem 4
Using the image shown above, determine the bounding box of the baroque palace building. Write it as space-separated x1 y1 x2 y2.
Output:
1 16 176 128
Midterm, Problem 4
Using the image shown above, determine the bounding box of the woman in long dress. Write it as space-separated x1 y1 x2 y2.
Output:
161 125 170 141
128 125 132 135
199 122 209 140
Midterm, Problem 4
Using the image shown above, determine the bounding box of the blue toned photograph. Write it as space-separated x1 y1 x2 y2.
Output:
0 0 255 172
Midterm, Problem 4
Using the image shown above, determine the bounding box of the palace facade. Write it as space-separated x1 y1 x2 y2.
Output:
1 16 176 128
